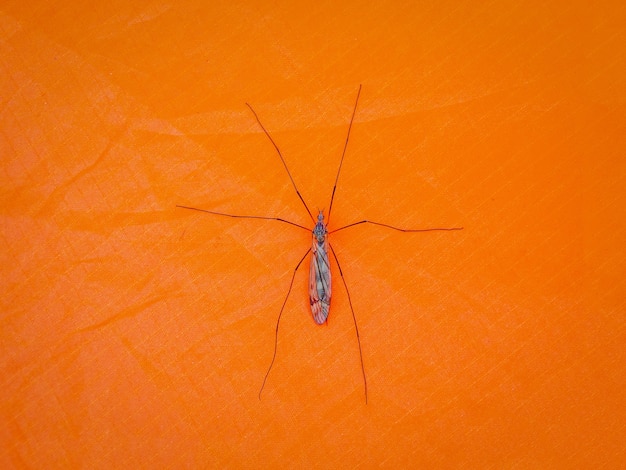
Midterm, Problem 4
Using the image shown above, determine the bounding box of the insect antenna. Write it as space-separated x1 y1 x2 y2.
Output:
246 103 315 224
259 248 311 400
327 84 362 225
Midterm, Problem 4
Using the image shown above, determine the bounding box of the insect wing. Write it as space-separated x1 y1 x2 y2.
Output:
309 234 331 324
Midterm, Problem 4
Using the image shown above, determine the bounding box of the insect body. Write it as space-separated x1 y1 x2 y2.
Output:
177 85 463 403
310 211 331 324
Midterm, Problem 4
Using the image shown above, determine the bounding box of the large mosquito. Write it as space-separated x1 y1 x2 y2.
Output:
177 85 463 403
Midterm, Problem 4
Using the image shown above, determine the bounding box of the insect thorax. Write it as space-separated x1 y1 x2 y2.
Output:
313 211 327 244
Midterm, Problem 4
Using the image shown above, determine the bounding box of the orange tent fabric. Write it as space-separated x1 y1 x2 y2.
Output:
2 1 625 467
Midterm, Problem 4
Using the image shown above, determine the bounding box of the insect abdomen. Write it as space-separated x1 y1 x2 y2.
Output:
309 237 331 324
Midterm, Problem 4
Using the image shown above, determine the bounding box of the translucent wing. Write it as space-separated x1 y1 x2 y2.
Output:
309 232 331 324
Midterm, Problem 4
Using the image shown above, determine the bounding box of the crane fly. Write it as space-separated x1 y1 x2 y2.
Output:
177 85 463 403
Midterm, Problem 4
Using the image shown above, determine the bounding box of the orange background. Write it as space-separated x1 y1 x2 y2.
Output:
2 1 625 467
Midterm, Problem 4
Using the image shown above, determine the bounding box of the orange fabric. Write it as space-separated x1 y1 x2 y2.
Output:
2 1 625 467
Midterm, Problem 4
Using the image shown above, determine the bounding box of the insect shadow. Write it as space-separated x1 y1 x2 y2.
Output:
177 85 463 403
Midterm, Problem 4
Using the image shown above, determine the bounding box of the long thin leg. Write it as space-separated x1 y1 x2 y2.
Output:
176 205 310 232
331 220 463 234
246 103 315 224
327 85 362 225
329 243 368 404
259 247 311 400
